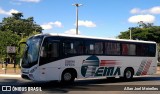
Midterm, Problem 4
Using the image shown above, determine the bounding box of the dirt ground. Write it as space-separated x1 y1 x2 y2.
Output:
0 64 20 74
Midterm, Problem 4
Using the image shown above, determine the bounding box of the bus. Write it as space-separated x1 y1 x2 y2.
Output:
20 33 157 82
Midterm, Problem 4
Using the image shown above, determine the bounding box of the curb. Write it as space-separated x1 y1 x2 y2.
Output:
0 74 21 78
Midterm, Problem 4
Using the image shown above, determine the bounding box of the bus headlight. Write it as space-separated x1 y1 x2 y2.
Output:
30 67 37 73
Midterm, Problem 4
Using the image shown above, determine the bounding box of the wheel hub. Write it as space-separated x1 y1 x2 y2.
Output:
126 71 131 78
64 73 72 81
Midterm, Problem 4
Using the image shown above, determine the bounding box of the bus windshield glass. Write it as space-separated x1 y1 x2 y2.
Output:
22 36 43 68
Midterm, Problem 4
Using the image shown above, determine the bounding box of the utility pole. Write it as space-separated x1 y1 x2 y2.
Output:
72 3 82 35
129 27 133 40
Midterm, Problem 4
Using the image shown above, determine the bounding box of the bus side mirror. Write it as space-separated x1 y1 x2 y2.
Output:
18 42 28 54
19 58 22 67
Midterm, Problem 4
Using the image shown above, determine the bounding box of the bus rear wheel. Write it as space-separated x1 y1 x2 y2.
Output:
61 71 75 83
123 68 133 80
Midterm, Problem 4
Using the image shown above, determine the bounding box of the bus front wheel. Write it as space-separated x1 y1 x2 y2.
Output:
61 71 75 83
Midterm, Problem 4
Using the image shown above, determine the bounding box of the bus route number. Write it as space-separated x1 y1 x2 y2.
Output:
65 60 75 66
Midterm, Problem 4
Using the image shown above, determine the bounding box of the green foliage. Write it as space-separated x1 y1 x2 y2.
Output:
138 21 153 28
118 26 160 43
0 12 42 64
0 30 21 58
0 12 42 36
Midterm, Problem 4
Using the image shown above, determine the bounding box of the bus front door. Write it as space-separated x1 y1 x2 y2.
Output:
39 39 61 81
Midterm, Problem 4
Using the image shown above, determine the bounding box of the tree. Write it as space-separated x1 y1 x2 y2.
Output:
0 30 20 58
138 21 153 28
12 12 23 20
118 23 160 43
0 12 43 36
0 13 42 66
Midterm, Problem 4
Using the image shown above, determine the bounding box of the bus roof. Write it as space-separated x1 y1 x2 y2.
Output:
35 33 156 44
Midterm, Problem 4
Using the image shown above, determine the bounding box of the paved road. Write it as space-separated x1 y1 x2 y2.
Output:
0 74 160 94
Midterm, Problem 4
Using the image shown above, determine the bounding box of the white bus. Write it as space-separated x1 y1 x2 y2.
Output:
20 33 157 82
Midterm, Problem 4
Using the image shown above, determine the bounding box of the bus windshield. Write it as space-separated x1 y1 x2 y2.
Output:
22 36 43 68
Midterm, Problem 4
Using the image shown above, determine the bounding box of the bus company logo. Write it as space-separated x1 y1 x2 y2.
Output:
2 86 11 91
81 55 121 77
136 59 152 76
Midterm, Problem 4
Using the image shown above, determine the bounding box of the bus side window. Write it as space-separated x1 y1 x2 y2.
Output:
90 44 94 54
148 44 156 57
47 42 59 58
122 44 128 55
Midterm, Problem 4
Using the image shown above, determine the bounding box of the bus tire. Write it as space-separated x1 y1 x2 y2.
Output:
61 71 75 83
123 68 134 80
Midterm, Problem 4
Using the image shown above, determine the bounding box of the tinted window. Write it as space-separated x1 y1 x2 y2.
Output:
95 42 103 54
84 41 103 54
84 41 94 54
63 40 84 55
136 44 145 56
105 42 120 55
74 41 84 54
39 37 60 65
48 42 59 58
62 37 156 57
147 44 156 56
63 40 74 55
122 44 136 55
135 43 156 57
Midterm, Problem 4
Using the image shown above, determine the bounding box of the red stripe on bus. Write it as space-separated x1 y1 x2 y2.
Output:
141 60 152 75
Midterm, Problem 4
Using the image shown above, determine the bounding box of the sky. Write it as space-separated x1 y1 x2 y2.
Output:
1 0 160 38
